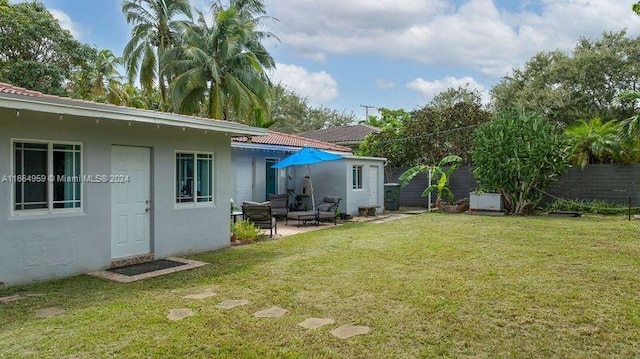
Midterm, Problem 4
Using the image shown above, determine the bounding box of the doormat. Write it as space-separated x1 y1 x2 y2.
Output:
87 257 209 283
108 259 187 276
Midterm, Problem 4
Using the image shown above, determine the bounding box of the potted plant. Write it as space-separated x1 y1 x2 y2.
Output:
400 155 467 212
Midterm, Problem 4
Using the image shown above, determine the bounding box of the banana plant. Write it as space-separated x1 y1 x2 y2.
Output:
399 155 462 208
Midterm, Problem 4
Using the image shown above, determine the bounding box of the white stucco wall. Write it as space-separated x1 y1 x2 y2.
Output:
0 108 234 286
231 147 288 204
343 159 385 215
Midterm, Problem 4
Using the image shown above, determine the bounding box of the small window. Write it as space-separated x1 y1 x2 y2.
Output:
13 141 82 213
176 152 213 205
352 165 363 190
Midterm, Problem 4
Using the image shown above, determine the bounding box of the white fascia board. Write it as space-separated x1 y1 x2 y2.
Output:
342 154 387 162
0 94 268 136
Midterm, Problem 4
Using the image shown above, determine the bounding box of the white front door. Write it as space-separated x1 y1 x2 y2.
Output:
369 165 379 206
111 146 151 259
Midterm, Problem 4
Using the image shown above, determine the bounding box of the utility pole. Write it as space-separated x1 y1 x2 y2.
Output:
360 104 376 123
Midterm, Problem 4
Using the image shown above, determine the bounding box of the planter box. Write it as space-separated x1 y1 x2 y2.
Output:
469 193 503 211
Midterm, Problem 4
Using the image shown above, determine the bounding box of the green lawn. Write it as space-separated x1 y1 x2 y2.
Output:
1 214 640 358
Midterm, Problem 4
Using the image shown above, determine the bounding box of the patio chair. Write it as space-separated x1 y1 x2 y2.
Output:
315 196 341 225
242 204 277 238
268 193 289 220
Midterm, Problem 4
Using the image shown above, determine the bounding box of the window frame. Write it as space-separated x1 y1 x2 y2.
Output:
174 150 215 208
10 138 83 216
352 165 364 190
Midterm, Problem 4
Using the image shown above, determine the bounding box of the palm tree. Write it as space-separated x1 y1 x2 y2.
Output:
68 48 127 105
619 91 640 139
122 0 192 110
164 1 276 121
565 118 622 169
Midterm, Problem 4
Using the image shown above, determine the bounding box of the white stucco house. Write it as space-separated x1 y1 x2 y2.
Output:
0 82 267 287
231 131 387 216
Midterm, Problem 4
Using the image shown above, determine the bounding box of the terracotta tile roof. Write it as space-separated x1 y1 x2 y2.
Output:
233 130 353 153
300 124 380 144
0 83 48 97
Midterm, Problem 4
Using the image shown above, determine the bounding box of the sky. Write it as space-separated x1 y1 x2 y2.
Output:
18 0 640 121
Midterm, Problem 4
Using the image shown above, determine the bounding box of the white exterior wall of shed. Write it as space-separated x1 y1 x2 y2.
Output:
0 108 235 286
312 158 385 215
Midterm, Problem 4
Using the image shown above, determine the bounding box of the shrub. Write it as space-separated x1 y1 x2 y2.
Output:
231 220 262 241
545 198 630 215
470 110 569 215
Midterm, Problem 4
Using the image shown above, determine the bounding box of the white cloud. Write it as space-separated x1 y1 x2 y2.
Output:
407 76 488 103
270 63 339 105
269 0 640 78
49 9 86 39
375 79 396 89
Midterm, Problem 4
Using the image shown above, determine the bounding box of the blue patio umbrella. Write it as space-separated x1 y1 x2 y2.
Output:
271 147 343 208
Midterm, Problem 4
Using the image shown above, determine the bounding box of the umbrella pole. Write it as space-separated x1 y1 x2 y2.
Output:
308 164 315 209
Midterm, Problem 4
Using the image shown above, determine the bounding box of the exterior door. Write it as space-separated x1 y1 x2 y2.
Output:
235 156 254 204
265 158 278 199
111 146 151 259
368 165 379 206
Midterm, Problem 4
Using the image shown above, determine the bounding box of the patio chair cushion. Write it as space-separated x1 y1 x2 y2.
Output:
268 193 289 219
243 200 270 206
315 196 341 225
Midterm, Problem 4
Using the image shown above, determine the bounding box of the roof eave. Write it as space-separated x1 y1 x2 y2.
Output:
0 94 268 136
232 141 352 154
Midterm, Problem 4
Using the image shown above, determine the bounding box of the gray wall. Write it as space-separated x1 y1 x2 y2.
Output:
545 164 640 205
0 108 234 286
390 164 640 207
388 166 477 207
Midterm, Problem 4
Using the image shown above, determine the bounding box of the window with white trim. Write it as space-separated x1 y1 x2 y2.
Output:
176 152 213 204
13 141 82 212
352 165 363 190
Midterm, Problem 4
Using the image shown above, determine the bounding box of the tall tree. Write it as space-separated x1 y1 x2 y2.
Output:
122 0 192 110
429 85 483 111
491 31 640 124
69 49 127 104
0 0 94 95
268 84 356 133
164 2 275 121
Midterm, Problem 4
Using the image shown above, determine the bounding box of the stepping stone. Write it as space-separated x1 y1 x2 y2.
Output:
330 325 371 339
34 307 65 318
253 306 287 318
182 292 216 300
167 308 194 321
216 300 249 309
298 317 335 329
23 293 45 297
0 294 22 303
